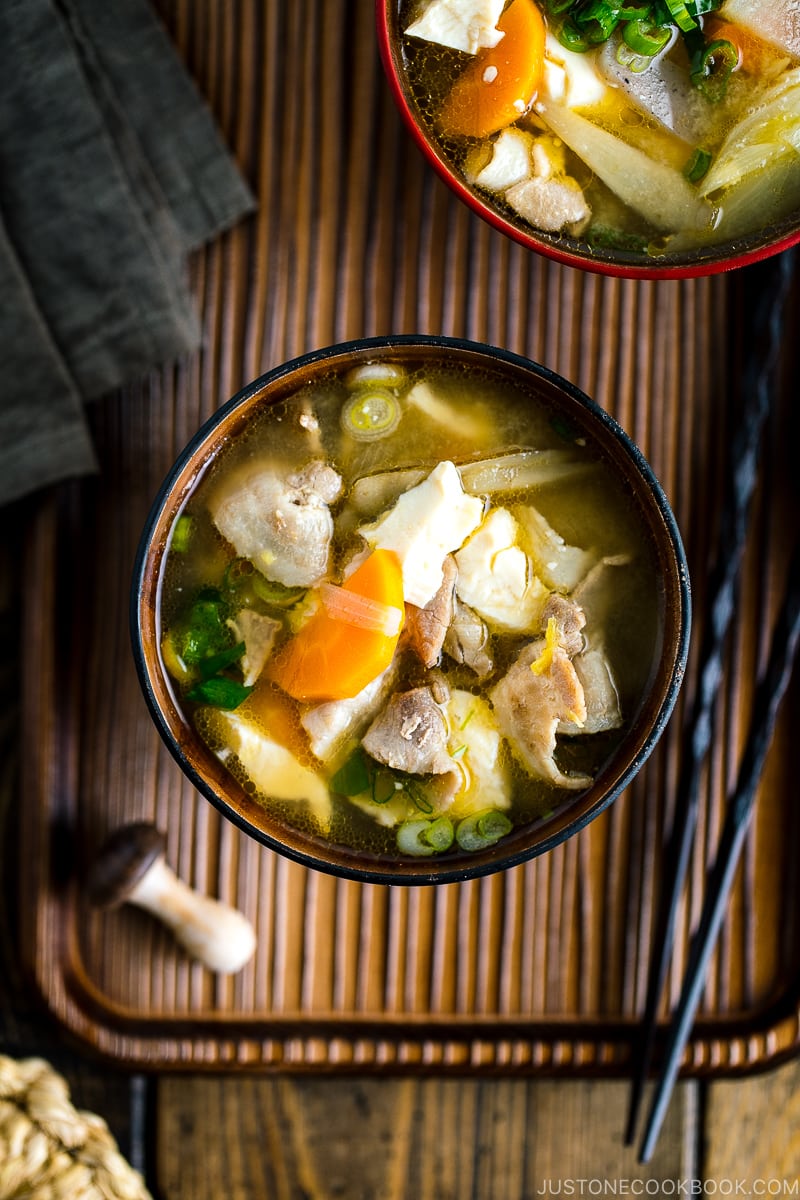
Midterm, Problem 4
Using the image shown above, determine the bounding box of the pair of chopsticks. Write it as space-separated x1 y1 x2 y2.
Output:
626 248 799 1161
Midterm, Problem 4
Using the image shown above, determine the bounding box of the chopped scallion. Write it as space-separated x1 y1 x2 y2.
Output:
175 589 231 666
622 17 671 56
456 809 513 853
550 0 726 90
341 389 401 441
171 514 193 554
223 557 306 610
331 748 372 796
372 769 397 804
397 816 455 856
690 38 739 102
683 147 711 183
661 0 696 31
397 819 437 857
616 41 653 72
424 816 455 852
185 676 253 709
198 641 246 680
558 17 593 52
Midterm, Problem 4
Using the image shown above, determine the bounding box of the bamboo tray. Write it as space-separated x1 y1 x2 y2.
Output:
19 0 800 1073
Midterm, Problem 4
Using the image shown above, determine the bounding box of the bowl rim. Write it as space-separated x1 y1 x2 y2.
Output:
131 333 691 885
374 0 800 281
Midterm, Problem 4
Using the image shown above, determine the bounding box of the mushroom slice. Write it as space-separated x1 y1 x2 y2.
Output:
444 598 493 678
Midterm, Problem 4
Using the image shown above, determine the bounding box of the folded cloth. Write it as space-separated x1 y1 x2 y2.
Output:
0 0 256 507
0 215 99 506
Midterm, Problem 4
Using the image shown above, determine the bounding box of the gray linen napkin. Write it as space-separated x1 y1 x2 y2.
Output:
0 0 256 507
0 215 99 506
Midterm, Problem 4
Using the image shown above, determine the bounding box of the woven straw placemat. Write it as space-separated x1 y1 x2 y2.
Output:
0 1056 151 1200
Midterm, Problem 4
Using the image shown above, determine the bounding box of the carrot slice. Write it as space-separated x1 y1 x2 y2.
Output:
267 549 405 702
437 0 546 140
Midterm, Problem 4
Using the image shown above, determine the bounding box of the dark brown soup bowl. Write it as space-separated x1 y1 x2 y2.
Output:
376 0 800 279
132 335 690 884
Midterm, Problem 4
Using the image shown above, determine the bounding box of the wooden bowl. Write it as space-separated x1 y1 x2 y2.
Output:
131 335 690 884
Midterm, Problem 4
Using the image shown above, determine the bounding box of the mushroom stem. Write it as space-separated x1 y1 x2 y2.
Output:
86 823 256 974
128 857 257 975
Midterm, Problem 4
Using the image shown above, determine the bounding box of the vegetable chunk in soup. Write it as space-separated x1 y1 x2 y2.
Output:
159 360 660 860
399 0 800 259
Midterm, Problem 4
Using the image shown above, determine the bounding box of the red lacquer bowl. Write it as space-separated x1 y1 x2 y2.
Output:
376 0 800 279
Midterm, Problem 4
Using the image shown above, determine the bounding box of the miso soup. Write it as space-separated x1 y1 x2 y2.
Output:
158 356 662 860
398 0 800 261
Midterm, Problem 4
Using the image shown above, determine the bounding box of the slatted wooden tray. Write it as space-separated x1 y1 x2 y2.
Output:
18 0 800 1073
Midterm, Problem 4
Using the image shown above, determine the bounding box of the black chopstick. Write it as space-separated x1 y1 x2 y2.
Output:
638 536 800 1162
625 248 797 1146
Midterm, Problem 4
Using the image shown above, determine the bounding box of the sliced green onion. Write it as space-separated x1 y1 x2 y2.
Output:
459 707 476 730
410 790 433 814
578 1 619 42
199 641 246 680
661 0 697 32
253 578 306 608
224 557 255 589
622 17 672 55
397 819 437 857
690 38 739 101
171 514 193 554
397 816 455 856
160 630 195 685
372 769 397 804
558 17 593 52
177 589 231 665
616 42 654 72
224 557 306 610
341 389 400 441
585 224 651 254
618 2 652 17
477 810 513 840
186 676 253 709
547 0 724 53
683 147 712 182
456 809 513 853
688 0 723 15
331 748 372 796
424 816 455 853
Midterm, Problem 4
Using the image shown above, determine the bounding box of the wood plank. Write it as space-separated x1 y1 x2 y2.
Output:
155 1076 697 1197
704 1059 800 1181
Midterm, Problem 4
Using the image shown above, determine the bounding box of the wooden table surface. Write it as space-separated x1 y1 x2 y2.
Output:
2 1 800 1194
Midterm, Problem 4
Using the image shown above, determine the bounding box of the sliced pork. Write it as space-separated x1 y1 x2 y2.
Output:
362 686 454 776
490 635 592 791
404 555 457 669
211 459 343 588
